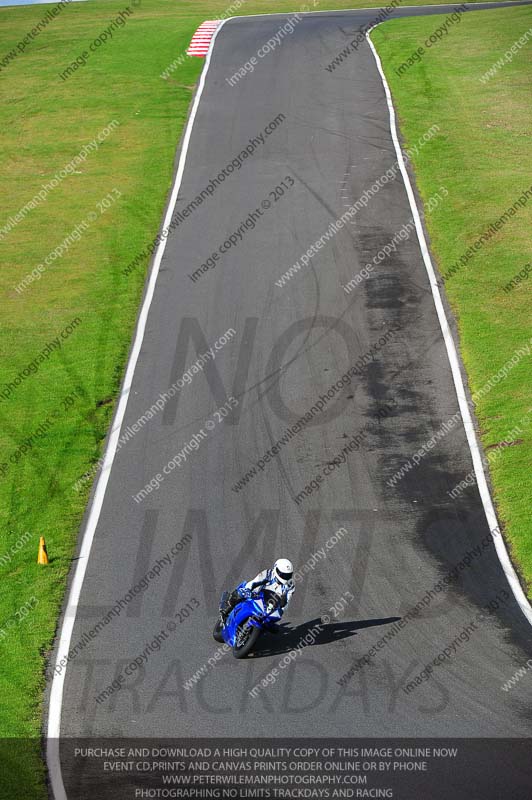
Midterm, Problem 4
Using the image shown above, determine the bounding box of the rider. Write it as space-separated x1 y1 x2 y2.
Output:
220 558 295 622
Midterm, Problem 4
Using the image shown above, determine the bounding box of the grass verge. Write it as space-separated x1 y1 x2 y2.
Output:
371 5 531 590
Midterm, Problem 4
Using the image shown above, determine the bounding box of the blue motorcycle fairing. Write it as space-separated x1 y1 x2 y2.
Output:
221 587 282 647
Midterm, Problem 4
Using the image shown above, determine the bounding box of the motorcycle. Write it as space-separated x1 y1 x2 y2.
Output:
213 584 283 658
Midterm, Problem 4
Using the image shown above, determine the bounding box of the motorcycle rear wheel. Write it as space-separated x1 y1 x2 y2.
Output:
232 622 260 659
213 618 224 643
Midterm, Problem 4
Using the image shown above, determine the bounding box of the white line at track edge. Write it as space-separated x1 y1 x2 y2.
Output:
45 18 230 800
365 24 532 628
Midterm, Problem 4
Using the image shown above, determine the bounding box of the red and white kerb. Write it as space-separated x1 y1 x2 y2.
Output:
187 20 222 57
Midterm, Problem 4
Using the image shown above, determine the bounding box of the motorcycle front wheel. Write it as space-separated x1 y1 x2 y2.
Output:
232 622 260 659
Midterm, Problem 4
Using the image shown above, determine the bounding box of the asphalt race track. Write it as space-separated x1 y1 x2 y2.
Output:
47 2 532 796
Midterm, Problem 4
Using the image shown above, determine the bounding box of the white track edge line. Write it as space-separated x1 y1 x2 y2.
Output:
223 1 526 21
365 24 532 627
45 18 230 800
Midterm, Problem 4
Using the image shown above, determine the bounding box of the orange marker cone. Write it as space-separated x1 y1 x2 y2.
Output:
37 536 49 565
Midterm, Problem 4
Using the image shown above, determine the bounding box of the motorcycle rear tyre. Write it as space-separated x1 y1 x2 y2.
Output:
213 618 224 643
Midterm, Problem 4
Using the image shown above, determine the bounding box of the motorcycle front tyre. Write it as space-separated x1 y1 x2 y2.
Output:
232 622 260 659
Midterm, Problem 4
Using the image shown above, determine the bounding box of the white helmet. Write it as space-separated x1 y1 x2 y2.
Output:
273 558 293 584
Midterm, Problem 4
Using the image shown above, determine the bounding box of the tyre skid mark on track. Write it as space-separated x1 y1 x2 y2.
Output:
366 23 532 628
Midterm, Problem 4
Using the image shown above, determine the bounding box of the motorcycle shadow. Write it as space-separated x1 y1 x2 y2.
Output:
250 615 400 658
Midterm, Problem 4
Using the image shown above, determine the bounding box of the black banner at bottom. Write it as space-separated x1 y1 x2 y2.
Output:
42 738 532 800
